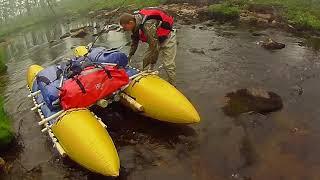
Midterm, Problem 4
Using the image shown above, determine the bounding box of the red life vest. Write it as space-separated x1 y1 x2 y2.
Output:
138 8 174 43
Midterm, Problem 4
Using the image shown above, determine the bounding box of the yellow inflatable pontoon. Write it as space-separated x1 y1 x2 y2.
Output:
27 65 120 177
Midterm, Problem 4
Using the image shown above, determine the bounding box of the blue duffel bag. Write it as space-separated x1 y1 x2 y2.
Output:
36 65 63 111
87 47 128 67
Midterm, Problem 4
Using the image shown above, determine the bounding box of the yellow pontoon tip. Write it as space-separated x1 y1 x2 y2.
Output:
52 109 120 176
124 75 201 124
27 65 44 88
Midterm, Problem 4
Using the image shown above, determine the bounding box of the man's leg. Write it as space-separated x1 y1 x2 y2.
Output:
142 47 153 70
159 31 177 85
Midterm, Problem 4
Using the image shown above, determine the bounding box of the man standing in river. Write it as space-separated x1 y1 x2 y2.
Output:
119 7 177 85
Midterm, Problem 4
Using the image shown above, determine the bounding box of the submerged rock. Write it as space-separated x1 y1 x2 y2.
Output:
209 47 223 51
189 48 205 55
223 88 283 117
291 85 303 96
261 38 285 50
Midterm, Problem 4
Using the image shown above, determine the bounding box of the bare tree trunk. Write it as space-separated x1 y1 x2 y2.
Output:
46 0 56 16
25 0 32 16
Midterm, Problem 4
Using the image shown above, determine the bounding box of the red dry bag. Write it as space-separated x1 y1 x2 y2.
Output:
60 65 129 110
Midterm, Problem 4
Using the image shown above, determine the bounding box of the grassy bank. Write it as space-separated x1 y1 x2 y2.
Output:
208 0 320 32
0 61 6 75
0 46 7 74
0 0 165 38
0 96 13 149
208 3 240 21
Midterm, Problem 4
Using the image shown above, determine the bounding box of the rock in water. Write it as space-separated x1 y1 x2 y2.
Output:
261 38 285 50
70 26 87 33
60 32 71 39
71 29 88 38
189 48 205 55
223 88 283 117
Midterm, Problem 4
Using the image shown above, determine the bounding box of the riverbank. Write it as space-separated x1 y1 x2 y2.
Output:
207 0 320 35
1 0 320 40
0 46 8 74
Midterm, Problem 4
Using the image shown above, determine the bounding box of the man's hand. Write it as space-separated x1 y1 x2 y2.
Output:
127 55 133 66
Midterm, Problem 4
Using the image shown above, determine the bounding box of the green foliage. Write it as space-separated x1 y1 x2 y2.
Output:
0 46 7 74
287 11 320 31
0 96 13 149
0 61 7 74
208 3 240 21
223 0 320 31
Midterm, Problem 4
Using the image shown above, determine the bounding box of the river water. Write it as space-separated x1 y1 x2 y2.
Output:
1 19 320 180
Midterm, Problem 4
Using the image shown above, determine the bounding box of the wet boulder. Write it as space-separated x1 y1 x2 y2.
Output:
70 29 88 38
199 25 208 30
261 38 285 50
70 26 92 33
223 88 283 117
60 32 71 39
